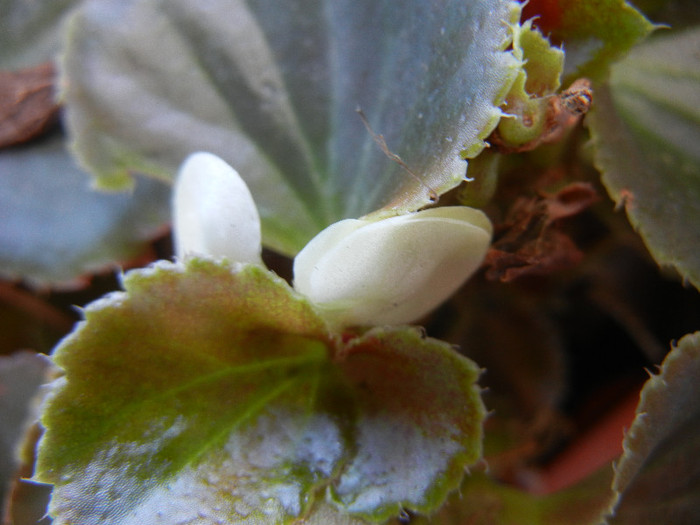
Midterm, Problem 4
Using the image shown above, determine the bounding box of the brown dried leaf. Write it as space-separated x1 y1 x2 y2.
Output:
485 182 598 282
543 181 599 223
485 231 583 282
0 63 59 148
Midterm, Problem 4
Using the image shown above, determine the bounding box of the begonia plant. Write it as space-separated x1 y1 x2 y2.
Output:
1 1 699 524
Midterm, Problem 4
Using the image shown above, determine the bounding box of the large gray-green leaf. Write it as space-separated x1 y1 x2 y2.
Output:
0 134 170 287
0 0 80 69
61 0 521 255
603 332 700 524
587 27 700 289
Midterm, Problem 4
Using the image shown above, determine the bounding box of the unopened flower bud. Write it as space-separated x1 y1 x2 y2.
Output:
293 207 492 326
172 152 262 265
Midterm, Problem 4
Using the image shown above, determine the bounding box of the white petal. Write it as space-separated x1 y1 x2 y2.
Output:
291 219 365 296
172 152 262 265
293 207 493 327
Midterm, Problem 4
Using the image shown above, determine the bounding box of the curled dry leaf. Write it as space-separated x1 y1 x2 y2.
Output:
485 182 599 281
0 62 59 148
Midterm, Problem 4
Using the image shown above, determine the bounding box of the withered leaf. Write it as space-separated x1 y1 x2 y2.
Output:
0 62 59 148
543 181 599 223
485 182 598 282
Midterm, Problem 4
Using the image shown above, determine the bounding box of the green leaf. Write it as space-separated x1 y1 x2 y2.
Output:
60 0 522 255
602 332 700 524
495 19 565 148
0 0 80 69
0 352 50 514
403 467 614 525
638 0 700 31
0 133 170 287
35 258 485 523
523 0 656 81
302 503 371 525
331 327 485 519
586 27 700 290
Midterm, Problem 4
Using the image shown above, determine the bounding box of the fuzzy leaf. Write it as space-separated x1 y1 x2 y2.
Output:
602 332 700 524
60 0 521 255
330 327 485 519
587 27 700 290
0 0 80 69
35 259 485 523
403 468 614 525
522 0 656 81
0 133 170 287
495 19 564 148
0 352 50 514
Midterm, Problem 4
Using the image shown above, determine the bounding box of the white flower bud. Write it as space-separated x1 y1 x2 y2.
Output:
172 152 263 265
293 207 493 327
